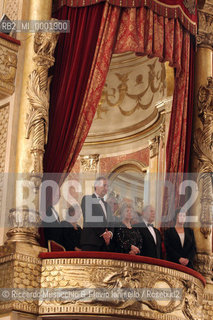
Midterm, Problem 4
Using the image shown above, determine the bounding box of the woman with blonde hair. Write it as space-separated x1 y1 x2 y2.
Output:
114 202 143 255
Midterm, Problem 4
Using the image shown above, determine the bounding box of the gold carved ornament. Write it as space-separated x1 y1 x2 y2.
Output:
6 23 60 242
25 21 59 186
0 47 17 83
40 259 204 318
96 59 166 119
197 1 213 48
193 77 213 239
80 154 100 173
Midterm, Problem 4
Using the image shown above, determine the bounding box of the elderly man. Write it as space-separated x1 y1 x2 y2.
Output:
134 205 162 259
80 176 114 251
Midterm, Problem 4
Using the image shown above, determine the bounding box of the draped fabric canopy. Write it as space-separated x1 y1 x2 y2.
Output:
43 0 196 226
53 0 197 34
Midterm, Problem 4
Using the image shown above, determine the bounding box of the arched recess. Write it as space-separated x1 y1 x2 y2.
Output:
108 160 147 181
107 160 148 212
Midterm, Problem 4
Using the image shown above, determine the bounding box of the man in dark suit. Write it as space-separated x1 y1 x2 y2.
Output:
80 176 114 251
134 205 162 259
42 205 62 249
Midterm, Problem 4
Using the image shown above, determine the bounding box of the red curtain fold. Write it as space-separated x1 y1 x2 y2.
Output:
43 3 193 234
63 4 191 202
46 4 191 179
162 32 191 223
43 3 105 174
161 34 194 223
184 35 195 173
63 3 121 172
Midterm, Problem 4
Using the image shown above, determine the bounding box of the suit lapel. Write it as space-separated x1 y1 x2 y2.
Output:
173 228 183 249
183 228 190 249
154 228 160 245
92 193 107 221
144 222 156 245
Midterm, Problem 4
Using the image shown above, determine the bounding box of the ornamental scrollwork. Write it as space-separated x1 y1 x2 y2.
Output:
182 280 203 320
0 41 18 97
96 59 166 119
197 2 213 48
193 77 213 239
194 253 213 284
0 47 17 83
80 154 100 173
40 259 204 317
149 136 160 158
25 22 59 180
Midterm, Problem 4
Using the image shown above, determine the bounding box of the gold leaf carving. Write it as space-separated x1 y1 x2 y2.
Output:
80 154 99 173
193 77 213 239
39 257 204 317
197 3 213 48
25 24 59 176
0 48 17 83
0 42 18 97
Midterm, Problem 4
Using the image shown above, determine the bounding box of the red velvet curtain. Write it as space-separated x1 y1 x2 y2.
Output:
45 2 194 180
61 4 192 225
42 3 195 235
53 0 197 35
40 3 105 246
43 3 105 174
63 4 121 171
76 4 191 173
184 36 195 173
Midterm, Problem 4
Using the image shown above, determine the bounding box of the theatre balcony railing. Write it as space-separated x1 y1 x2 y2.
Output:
35 252 205 320
0 248 206 320
0 33 20 99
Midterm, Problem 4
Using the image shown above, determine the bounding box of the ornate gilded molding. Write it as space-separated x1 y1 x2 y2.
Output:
7 207 41 245
26 24 59 182
197 1 213 48
0 37 19 98
149 136 160 158
159 115 166 147
193 77 213 239
3 0 20 21
80 154 100 172
6 24 59 244
203 290 213 320
39 257 204 319
194 253 213 284
0 243 42 315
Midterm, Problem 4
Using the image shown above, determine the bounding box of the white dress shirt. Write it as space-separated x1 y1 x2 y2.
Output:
178 232 185 247
144 219 157 244
51 205 60 222
94 192 107 219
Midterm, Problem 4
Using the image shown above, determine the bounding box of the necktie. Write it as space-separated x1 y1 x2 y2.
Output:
147 223 153 227
99 198 104 202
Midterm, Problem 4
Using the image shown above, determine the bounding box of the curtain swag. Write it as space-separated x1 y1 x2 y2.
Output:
53 0 197 35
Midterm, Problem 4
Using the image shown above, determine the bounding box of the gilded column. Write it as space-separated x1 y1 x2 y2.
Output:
6 0 59 244
0 1 59 317
192 0 213 285
148 136 160 218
